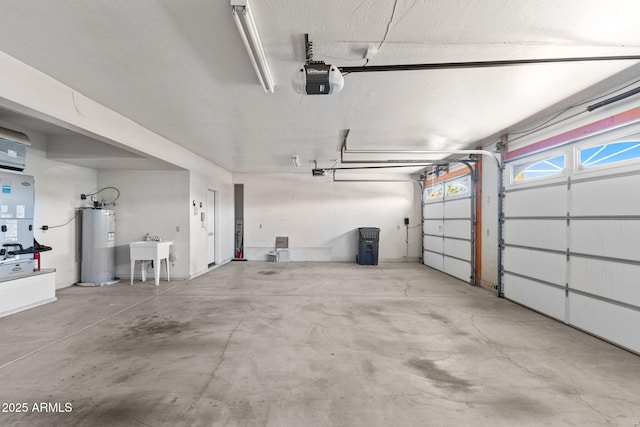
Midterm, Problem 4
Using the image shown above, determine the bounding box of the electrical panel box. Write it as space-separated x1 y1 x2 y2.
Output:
0 170 35 278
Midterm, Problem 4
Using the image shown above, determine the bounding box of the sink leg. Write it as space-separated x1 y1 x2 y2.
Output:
155 257 160 286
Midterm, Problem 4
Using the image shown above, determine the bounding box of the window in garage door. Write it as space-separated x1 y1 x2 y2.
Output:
579 141 640 169
502 126 640 354
513 154 565 182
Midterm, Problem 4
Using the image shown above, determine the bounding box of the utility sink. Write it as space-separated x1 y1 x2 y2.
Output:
129 240 173 286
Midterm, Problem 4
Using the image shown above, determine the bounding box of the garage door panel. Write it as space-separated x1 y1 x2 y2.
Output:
569 293 640 354
444 238 470 261
572 175 640 216
504 247 565 286
504 274 566 321
504 137 640 352
423 220 444 236
444 198 471 218
423 203 443 218
504 185 566 217
443 219 471 240
423 235 443 253
570 257 640 307
504 220 565 250
423 173 473 283
443 257 471 283
571 220 640 261
424 250 443 270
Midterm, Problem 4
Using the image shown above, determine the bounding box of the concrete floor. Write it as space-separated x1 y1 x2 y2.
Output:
0 262 639 427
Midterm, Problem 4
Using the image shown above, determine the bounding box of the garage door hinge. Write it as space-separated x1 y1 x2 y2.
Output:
566 212 570 225
566 249 570 261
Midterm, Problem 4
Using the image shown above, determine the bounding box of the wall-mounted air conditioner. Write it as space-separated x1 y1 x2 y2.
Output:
0 127 30 171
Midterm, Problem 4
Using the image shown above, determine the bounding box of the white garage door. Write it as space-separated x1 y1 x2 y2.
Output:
423 173 475 283
502 128 640 354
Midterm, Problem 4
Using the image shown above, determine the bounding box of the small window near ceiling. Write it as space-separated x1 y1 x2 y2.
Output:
579 141 640 169
425 183 443 200
445 176 470 198
513 154 565 183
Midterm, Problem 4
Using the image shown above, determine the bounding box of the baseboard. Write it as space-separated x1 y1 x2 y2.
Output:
0 297 57 318
189 258 232 280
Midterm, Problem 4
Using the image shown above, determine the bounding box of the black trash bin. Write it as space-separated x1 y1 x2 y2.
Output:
357 227 380 265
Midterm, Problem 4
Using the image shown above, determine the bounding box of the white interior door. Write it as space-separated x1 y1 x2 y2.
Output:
206 189 216 265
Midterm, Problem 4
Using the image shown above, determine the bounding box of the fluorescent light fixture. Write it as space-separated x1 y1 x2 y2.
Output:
231 0 275 93
291 154 300 168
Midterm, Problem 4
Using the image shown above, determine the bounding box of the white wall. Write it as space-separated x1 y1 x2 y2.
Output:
234 173 422 262
98 170 190 280
6 123 99 289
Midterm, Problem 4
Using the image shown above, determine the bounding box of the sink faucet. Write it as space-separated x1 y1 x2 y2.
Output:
145 233 161 242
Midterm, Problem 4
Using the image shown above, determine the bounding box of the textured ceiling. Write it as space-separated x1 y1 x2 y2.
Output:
1 0 640 172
